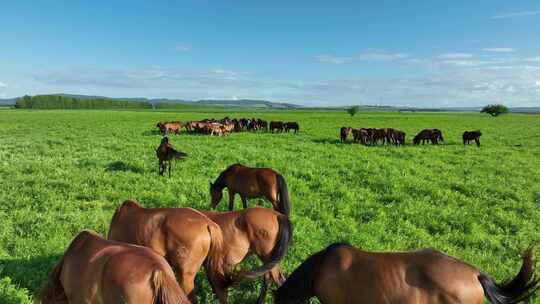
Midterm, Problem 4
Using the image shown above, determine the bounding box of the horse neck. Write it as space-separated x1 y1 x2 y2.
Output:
213 170 228 190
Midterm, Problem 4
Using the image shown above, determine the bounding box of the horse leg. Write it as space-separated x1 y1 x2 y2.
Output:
241 195 248 209
168 161 172 178
228 190 235 211
159 161 163 175
475 138 480 147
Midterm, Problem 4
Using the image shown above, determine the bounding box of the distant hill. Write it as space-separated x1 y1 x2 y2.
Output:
0 98 17 106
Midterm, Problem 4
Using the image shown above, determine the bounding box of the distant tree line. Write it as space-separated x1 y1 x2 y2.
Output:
14 95 152 109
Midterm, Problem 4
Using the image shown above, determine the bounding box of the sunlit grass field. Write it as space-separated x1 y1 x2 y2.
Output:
1 109 540 303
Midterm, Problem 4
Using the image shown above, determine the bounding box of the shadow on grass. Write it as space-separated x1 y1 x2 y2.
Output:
0 254 61 296
105 161 144 174
311 138 342 144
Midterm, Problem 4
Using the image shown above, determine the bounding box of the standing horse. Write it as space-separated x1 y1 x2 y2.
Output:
274 242 539 304
463 130 482 147
340 127 352 142
210 163 290 215
270 121 285 133
199 207 293 304
41 230 190 304
156 137 187 177
413 129 444 145
284 122 300 134
108 200 230 303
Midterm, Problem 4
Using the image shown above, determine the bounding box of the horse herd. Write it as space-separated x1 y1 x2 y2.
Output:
341 127 482 147
40 119 528 304
41 162 539 304
156 117 300 136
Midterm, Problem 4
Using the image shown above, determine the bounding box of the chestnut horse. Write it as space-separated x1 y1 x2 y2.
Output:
274 243 539 304
108 200 229 303
199 207 293 304
210 163 290 215
41 230 190 304
107 200 270 303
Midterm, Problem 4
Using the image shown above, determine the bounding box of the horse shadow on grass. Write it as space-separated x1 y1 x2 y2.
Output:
0 254 62 297
105 161 144 174
311 138 342 145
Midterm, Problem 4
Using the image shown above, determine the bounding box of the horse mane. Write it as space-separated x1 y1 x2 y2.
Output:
274 242 350 303
213 164 241 189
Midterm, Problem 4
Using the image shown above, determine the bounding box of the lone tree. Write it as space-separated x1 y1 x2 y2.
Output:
347 105 360 117
481 104 509 117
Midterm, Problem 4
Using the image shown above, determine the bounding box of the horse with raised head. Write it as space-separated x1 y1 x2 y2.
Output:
199 207 292 304
210 163 290 215
41 230 190 304
274 242 539 304
156 137 187 177
463 130 482 147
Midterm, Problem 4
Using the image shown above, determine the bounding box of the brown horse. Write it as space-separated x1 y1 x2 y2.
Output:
210 163 290 215
270 121 285 133
199 207 292 304
41 230 190 304
274 242 539 304
414 128 444 145
284 122 300 134
340 127 352 142
107 200 229 303
463 130 482 147
156 137 187 177
157 121 183 134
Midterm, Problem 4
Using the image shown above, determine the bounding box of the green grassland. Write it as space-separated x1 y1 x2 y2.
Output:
1 109 540 303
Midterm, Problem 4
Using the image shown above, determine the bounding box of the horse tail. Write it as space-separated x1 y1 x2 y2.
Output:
274 242 348 303
40 255 67 304
205 220 230 286
240 214 293 279
478 248 539 304
152 269 190 304
276 174 290 216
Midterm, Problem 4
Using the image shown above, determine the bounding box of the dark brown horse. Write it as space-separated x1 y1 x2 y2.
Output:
284 122 299 134
41 230 190 304
199 207 292 304
108 200 229 303
463 130 482 147
210 164 290 215
270 121 285 133
156 136 187 177
275 243 538 304
340 127 352 142
413 128 444 145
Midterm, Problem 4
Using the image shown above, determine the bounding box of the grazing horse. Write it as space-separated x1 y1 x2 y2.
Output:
463 130 482 147
199 207 293 304
158 121 183 135
108 200 230 303
413 128 444 145
258 119 269 131
274 243 539 304
284 122 300 134
393 129 406 146
156 137 187 177
210 163 290 215
340 127 352 142
269 121 285 133
41 230 190 304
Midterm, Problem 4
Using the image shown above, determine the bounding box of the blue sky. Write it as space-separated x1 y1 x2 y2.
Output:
1 1 540 107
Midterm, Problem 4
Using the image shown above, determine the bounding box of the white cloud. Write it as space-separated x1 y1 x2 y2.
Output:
482 48 515 53
175 44 191 52
437 53 473 59
357 51 409 61
315 51 408 64
491 10 540 19
0 81 7 88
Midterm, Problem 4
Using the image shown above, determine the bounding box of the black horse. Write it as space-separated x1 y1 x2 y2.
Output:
463 130 482 147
